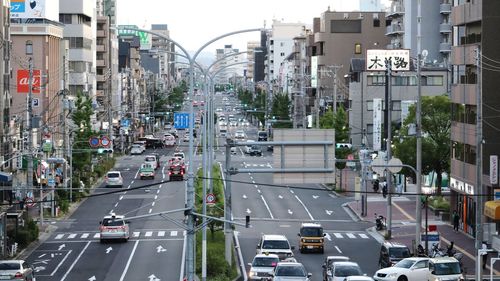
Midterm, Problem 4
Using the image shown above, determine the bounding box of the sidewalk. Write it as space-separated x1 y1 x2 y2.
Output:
336 178 499 280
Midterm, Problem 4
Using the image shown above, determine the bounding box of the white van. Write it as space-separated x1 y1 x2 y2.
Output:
428 257 463 281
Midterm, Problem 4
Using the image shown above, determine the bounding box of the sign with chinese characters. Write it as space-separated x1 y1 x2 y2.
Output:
17 70 41 94
491 155 498 185
10 0 59 21
311 56 318 88
366 49 410 71
372 98 382 151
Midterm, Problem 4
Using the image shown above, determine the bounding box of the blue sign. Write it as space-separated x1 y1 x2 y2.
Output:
495 189 500 201
89 136 100 148
120 119 130 128
174 112 190 129
48 178 56 187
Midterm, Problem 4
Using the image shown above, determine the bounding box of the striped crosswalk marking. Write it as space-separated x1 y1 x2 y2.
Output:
334 233 343 238
94 233 100 238
346 233 356 239
145 231 153 237
133 232 140 237
171 231 178 237
81 233 89 239
55 234 64 240
158 231 165 237
359 233 369 239
68 234 77 239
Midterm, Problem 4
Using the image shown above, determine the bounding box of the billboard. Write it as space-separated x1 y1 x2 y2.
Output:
118 25 152 50
17 70 41 94
372 98 382 151
366 49 410 71
311 56 318 88
11 0 59 21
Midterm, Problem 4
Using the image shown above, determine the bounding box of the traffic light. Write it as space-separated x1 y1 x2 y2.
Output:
97 148 113 154
336 143 352 149
245 215 250 228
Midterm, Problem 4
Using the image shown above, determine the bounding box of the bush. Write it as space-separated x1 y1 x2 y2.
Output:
12 219 39 248
429 196 450 211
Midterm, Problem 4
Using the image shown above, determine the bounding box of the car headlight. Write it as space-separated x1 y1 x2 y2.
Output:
433 278 442 281
387 273 398 278
248 271 256 277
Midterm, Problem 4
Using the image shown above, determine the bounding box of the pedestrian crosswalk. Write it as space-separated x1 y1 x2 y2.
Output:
52 230 184 240
326 231 372 240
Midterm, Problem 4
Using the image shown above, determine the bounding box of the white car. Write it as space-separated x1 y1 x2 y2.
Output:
99 213 129 243
373 257 429 281
105 171 123 188
144 155 158 170
256 234 294 261
247 253 280 280
244 140 256 154
329 261 363 281
183 134 190 142
130 144 143 155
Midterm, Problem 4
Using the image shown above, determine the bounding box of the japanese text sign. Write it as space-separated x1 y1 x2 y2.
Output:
17 69 41 94
366 49 410 71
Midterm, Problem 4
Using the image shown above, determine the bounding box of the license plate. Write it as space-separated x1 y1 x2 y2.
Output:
307 246 314 249
0 276 11 280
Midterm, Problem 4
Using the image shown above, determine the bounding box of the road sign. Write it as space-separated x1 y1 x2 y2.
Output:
48 178 56 187
25 197 35 208
120 119 130 127
371 158 385 174
388 158 403 173
89 136 100 148
174 112 190 129
100 136 111 147
32 98 39 107
206 193 216 205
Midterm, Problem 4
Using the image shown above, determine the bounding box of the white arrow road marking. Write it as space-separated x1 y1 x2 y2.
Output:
325 233 332 241
38 254 46 258
246 208 251 214
106 247 113 254
278 195 283 199
33 260 49 265
88 276 96 281
242 194 247 199
326 210 334 216
156 245 167 253
288 209 293 215
34 266 46 272
58 244 65 251
335 245 343 253
148 274 161 281
313 195 319 199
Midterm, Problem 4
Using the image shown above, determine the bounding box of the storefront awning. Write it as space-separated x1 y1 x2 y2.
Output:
0 172 12 183
485 201 500 220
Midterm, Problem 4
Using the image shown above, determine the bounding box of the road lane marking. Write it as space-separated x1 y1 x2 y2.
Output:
114 202 119 208
148 209 152 214
260 195 274 219
294 195 314 220
335 246 343 253
158 231 165 237
81 233 89 239
157 189 160 194
346 233 356 239
257 189 261 194
171 231 178 237
55 234 64 240
67 234 77 239
93 233 100 239
119 240 139 281
145 231 153 237
359 233 369 239
393 201 415 221
51 250 72 276
133 232 140 237
60 241 91 281
119 196 123 200
325 233 332 241
152 202 155 207
334 233 343 238
154 195 158 200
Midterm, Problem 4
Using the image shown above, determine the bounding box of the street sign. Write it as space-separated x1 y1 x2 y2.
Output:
174 112 190 129
89 136 100 148
120 119 130 128
371 158 385 174
32 98 39 107
495 189 500 201
206 193 216 205
48 178 56 187
100 136 111 147
388 158 403 174
25 197 35 208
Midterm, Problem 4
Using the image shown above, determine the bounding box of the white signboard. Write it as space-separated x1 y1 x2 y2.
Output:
491 155 498 185
366 49 410 71
311 56 318 88
373 98 382 151
11 0 59 21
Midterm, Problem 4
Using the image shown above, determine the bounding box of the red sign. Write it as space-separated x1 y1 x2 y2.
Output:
17 69 41 94
25 197 35 208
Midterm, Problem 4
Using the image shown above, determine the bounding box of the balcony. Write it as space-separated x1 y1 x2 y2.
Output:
439 23 452 33
386 24 404 36
440 3 452 14
439 42 451 53
96 59 106 67
386 4 404 18
96 29 107 37
96 43 106 52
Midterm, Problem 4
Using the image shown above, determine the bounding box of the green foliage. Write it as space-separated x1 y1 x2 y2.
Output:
11 219 39 248
428 196 450 211
271 93 290 120
393 95 451 195
320 106 351 169
195 165 224 238
237 89 253 108
196 231 238 280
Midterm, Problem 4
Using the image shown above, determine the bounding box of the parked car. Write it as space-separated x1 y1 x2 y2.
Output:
373 257 430 281
0 260 35 281
105 171 123 188
270 262 312 281
99 213 130 243
247 253 280 280
139 163 155 180
379 242 411 268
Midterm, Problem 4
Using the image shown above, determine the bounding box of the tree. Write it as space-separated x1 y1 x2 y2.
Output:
393 95 451 195
320 106 351 170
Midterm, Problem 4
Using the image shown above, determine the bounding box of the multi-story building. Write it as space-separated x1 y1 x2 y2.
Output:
0 2 10 173
246 41 259 82
150 24 175 89
213 45 244 85
385 0 451 64
59 0 97 127
312 10 389 115
450 0 500 244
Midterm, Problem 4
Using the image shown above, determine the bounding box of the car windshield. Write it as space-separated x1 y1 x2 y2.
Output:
389 247 411 258
0 262 20 270
102 218 125 226
253 257 279 267
132 145 141 148
262 240 290 250
433 262 461 275
251 145 261 150
300 227 323 236
276 265 306 277
394 259 415 269
107 172 120 178
334 265 362 277
145 156 156 162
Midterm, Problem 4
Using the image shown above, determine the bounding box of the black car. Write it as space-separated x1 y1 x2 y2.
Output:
146 138 164 149
378 241 411 268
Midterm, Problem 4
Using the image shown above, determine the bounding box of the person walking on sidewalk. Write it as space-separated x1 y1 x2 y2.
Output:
481 241 488 269
452 210 460 232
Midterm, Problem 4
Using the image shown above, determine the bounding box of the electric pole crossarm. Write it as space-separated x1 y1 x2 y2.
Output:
124 207 190 221
191 212 246 227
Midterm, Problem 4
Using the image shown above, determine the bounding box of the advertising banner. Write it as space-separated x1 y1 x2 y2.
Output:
17 69 41 94
366 49 410 71
11 0 58 21
373 98 382 151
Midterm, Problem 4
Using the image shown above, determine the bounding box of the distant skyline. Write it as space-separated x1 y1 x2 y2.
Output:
117 0 390 54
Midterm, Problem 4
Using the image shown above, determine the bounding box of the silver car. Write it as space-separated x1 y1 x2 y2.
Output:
248 254 280 280
0 260 35 281
99 214 130 242
271 262 311 281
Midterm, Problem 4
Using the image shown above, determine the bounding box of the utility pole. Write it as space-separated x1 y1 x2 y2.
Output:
120 71 124 153
475 46 484 281
415 0 423 250
26 57 34 207
385 60 393 239
61 54 69 199
107 16 113 149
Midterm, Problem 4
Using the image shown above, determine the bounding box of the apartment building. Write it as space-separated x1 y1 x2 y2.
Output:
150 24 174 89
246 41 259 82
213 45 244 85
450 0 500 244
0 2 10 174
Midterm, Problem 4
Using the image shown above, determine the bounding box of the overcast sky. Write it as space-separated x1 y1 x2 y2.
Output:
117 0 389 54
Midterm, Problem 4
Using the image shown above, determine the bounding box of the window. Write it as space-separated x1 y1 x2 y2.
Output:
423 75 444 86
280 52 285 57
331 20 362 33
59 14 72 24
25 40 33 55
392 76 417 86
355 43 362 54
392 100 401 111
367 75 385 86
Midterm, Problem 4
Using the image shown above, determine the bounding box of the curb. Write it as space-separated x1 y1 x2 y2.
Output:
342 202 363 222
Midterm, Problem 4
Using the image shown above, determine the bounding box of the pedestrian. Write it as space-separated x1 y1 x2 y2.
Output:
481 241 488 269
452 210 460 232
447 241 455 257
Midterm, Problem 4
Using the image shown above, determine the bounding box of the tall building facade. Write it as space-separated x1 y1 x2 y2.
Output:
0 2 10 172
213 45 243 85
150 24 175 89
450 0 500 243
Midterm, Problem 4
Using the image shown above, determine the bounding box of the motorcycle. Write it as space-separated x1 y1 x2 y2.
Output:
375 214 386 231
430 243 447 258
